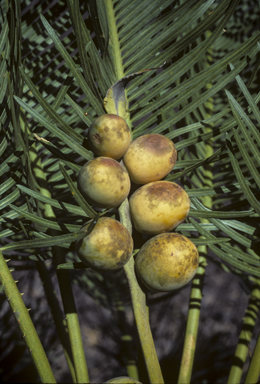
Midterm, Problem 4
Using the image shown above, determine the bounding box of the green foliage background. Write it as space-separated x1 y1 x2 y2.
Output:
0 0 260 382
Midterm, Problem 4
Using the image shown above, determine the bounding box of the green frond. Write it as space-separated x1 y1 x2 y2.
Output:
1 0 260 298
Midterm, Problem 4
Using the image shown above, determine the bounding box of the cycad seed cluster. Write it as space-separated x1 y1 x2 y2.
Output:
76 113 199 291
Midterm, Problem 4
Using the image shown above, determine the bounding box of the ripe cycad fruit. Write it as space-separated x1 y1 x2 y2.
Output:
135 233 199 292
88 114 131 159
123 133 177 184
78 157 131 208
76 217 133 271
105 377 142 383
129 181 190 235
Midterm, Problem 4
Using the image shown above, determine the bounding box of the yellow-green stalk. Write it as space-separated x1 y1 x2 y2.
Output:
227 277 260 384
29 144 89 384
120 199 164 384
0 251 56 383
178 29 213 383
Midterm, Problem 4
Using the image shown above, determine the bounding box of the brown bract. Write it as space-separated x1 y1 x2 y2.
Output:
135 233 199 292
88 114 131 159
129 181 190 235
78 157 131 208
76 217 133 271
123 133 177 184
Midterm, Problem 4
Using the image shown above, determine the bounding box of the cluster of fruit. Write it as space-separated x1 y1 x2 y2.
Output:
76 114 199 292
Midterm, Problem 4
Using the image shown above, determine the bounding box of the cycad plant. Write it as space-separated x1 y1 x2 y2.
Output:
1 0 260 383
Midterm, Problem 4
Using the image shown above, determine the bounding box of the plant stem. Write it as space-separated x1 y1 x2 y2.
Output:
103 0 132 129
55 256 90 383
29 145 89 383
0 251 56 383
177 255 207 383
227 277 260 384
245 330 260 383
37 261 77 383
103 0 124 80
124 258 164 384
120 199 164 384
178 31 213 382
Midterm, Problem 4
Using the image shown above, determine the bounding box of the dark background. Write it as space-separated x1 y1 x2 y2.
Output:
1 253 259 383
